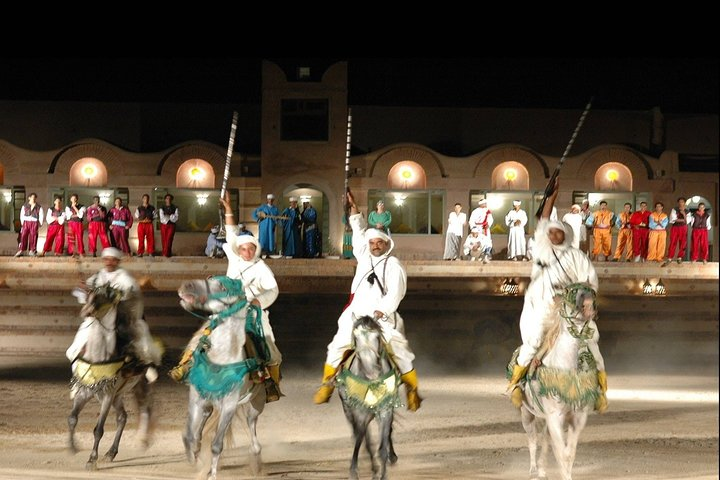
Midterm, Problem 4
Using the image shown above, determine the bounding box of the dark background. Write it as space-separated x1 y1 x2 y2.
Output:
2 57 718 114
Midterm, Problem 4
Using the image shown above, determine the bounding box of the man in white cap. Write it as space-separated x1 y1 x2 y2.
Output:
562 203 584 250
469 198 494 262
505 200 528 261
170 193 283 402
463 226 483 260
506 180 605 411
280 197 302 258
71 247 162 382
252 193 279 256
313 189 422 411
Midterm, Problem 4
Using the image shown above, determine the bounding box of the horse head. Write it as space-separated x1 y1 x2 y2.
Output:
178 276 246 315
351 315 387 380
559 282 598 329
80 285 123 320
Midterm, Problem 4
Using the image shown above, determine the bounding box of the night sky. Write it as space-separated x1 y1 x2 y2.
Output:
2 58 718 114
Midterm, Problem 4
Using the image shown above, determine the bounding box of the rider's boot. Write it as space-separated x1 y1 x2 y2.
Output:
400 369 423 412
264 364 283 403
507 363 529 409
312 363 338 404
595 370 609 413
168 348 194 383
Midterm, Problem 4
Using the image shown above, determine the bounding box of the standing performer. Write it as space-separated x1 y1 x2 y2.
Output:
647 202 669 264
469 199 494 263
302 200 320 258
368 200 392 235
159 194 179 257
505 200 528 261
253 194 279 257
506 179 599 408
585 200 614 261
15 193 44 257
280 197 303 258
134 194 156 257
86 196 111 257
688 202 711 264
313 189 422 411
65 193 86 257
443 203 466 260
562 204 584 250
40 196 65 257
108 197 133 255
629 201 651 262
664 197 689 266
612 202 634 262
579 199 592 254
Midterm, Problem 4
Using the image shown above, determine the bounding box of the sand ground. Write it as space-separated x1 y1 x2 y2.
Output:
0 364 717 480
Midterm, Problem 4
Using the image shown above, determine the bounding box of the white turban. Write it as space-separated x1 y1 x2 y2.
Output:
266 194 275 200
513 200 522 206
289 196 297 202
101 247 122 259
471 226 481 233
365 228 390 243
478 199 487 206
571 204 581 212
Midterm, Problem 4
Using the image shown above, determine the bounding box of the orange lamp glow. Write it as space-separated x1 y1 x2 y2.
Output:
504 168 517 182
606 169 619 182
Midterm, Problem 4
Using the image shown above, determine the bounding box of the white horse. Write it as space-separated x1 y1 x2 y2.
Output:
177 276 268 480
66 285 154 470
517 283 606 480
336 315 400 480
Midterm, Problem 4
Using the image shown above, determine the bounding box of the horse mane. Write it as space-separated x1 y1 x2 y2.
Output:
537 299 563 358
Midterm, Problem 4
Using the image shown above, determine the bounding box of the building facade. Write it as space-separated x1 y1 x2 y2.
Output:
1 61 717 259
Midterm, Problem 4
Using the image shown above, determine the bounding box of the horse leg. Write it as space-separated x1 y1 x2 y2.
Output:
246 388 265 476
86 393 114 470
348 413 369 480
376 413 393 480
521 405 540 479
67 388 93 454
133 377 153 449
208 399 238 480
538 421 549 480
388 420 398 465
102 394 128 462
564 410 588 478
183 389 211 465
545 411 571 480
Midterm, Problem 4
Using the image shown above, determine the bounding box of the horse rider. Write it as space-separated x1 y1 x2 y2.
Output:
313 190 422 411
73 247 162 382
506 180 607 412
170 193 283 402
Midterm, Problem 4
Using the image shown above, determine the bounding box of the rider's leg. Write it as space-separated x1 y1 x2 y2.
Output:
313 310 353 404
377 315 422 411
169 322 208 382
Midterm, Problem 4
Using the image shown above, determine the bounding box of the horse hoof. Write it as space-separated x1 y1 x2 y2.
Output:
85 461 97 471
389 452 398 465
67 444 78 455
102 452 117 462
249 453 263 476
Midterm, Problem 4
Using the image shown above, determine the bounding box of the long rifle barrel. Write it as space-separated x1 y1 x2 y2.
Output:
535 97 593 218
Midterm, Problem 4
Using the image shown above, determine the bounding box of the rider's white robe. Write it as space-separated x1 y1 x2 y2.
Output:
505 208 528 258
325 213 415 373
517 219 598 367
223 227 282 364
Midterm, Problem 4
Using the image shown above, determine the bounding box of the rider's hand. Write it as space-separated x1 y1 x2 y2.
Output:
373 310 385 320
219 191 232 212
251 299 261 307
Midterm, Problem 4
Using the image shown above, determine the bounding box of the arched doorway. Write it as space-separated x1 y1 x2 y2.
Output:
281 184 329 257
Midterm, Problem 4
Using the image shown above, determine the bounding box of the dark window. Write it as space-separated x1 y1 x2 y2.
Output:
281 99 329 141
678 154 719 172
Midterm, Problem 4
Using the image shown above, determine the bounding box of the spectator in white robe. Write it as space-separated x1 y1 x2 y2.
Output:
562 203 584 250
505 200 528 260
443 203 466 260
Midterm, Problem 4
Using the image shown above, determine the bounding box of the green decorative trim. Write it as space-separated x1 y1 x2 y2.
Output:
337 368 402 414
188 349 258 400
535 366 599 409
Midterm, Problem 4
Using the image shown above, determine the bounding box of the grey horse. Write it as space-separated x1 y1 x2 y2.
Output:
336 315 400 480
66 285 154 470
177 276 267 480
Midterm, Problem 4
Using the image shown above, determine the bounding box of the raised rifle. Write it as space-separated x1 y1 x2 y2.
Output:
217 111 238 240
343 108 352 223
535 97 593 219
